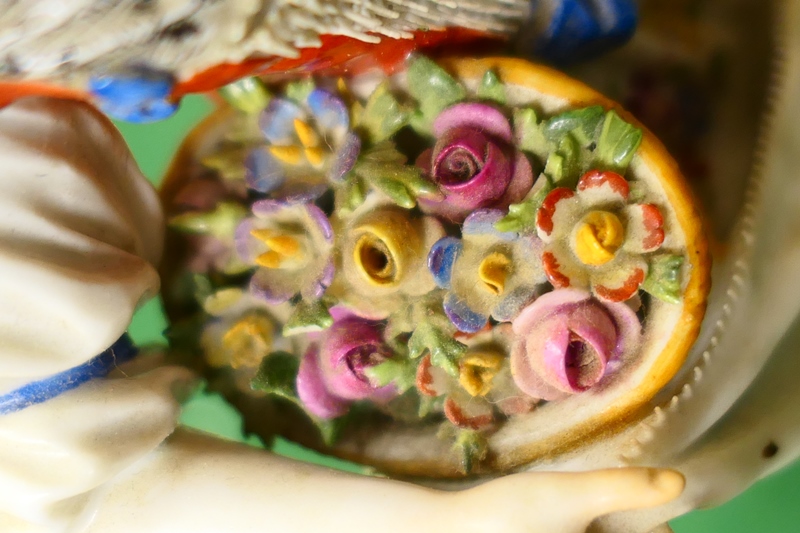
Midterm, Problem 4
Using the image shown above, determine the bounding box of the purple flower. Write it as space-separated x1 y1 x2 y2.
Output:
427 209 547 333
297 310 397 419
510 289 641 400
235 197 334 304
417 103 534 222
246 89 360 198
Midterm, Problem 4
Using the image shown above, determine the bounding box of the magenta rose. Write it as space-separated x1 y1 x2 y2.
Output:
510 289 641 401
296 311 397 419
417 102 534 222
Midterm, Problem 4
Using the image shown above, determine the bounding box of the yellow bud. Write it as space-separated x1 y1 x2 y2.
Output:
222 314 274 369
269 144 303 165
459 351 505 397
574 211 625 266
293 119 320 148
304 146 326 168
255 250 284 269
352 210 420 288
478 252 511 295
251 229 305 268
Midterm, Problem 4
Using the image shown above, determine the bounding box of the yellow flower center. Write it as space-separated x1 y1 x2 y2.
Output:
574 211 625 266
251 228 306 269
268 119 329 169
352 210 419 288
478 252 511 295
222 314 274 369
354 233 397 286
459 351 505 397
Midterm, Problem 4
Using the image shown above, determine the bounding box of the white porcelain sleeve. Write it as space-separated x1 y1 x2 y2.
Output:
0 97 190 533
0 96 163 386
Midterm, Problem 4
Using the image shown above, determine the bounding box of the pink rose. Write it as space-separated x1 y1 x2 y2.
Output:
510 289 641 400
417 103 534 222
297 311 396 419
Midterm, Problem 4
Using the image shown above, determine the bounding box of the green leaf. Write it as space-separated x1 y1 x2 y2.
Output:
495 175 553 234
595 110 643 173
250 351 300 401
282 300 334 337
418 395 443 418
360 82 409 144
542 105 605 144
285 79 315 104
642 255 684 304
316 417 348 447
477 70 506 104
454 430 488 474
168 202 248 240
190 273 215 307
365 358 418 394
552 133 582 187
219 77 271 114
339 176 367 213
513 108 552 161
408 321 466 377
407 56 466 133
352 142 438 208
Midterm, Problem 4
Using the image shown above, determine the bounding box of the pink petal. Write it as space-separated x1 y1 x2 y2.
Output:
603 299 643 360
297 345 349 420
433 102 513 143
510 335 569 401
320 318 386 401
512 288 592 335
491 151 535 211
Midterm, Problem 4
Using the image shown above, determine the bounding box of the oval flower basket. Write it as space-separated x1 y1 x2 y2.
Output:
160 56 710 478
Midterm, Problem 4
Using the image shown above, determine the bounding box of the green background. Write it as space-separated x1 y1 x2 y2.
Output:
121 96 800 532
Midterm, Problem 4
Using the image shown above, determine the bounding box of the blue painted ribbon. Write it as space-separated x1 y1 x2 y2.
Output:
0 334 138 416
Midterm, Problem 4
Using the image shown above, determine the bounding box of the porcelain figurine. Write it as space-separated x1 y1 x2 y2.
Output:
0 0 638 121
1 1 799 533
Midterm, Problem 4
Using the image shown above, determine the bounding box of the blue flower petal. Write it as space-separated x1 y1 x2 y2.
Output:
428 237 462 289
330 132 361 182
307 89 349 132
444 293 489 334
245 147 286 193
463 209 517 240
260 98 305 144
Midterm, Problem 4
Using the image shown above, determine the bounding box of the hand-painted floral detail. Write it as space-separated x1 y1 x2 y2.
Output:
417 102 534 222
510 289 641 400
415 325 533 429
199 289 284 370
535 170 666 302
297 310 397 419
428 209 547 333
236 197 334 304
219 77 271 115
169 201 249 275
332 203 444 318
246 89 360 197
